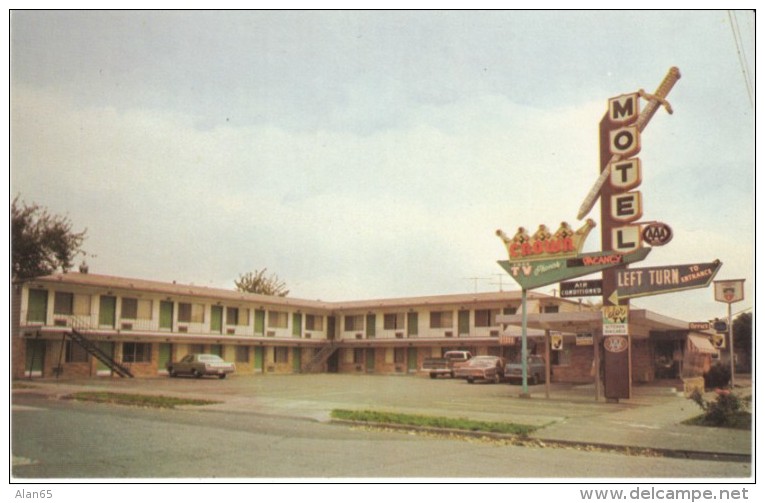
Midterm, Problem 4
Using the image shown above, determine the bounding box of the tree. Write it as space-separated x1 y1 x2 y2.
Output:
11 196 88 280
733 312 752 372
235 268 289 297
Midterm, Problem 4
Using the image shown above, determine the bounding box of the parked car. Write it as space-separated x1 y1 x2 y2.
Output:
421 350 473 378
455 355 505 384
166 353 235 379
505 354 547 384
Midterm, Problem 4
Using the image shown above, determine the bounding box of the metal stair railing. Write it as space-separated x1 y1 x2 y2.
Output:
302 341 338 373
68 317 134 378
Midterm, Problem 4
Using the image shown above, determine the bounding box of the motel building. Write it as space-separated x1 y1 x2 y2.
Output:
12 271 718 390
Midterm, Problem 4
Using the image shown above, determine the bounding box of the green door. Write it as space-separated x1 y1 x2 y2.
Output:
458 310 470 337
210 305 223 333
158 343 172 372
292 313 302 338
159 301 174 330
254 310 265 335
254 347 264 372
407 312 418 337
292 348 302 372
99 296 117 328
407 347 418 372
25 339 46 376
366 314 376 338
96 342 115 374
27 289 48 323
365 348 375 372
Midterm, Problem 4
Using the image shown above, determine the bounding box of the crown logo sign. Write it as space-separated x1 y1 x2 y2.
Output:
497 219 596 262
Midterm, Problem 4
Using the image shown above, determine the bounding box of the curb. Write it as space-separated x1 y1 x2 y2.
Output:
330 419 751 464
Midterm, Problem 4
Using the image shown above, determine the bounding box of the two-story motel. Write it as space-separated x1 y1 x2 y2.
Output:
11 271 717 384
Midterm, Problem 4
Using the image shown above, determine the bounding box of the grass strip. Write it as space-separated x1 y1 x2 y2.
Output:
331 409 536 437
66 391 220 409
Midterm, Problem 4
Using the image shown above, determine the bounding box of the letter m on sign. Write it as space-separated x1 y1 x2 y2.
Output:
608 93 639 125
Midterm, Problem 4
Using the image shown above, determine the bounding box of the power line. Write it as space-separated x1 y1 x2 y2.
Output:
728 10 754 108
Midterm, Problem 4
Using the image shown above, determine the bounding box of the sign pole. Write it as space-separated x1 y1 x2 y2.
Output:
728 301 735 389
520 288 530 398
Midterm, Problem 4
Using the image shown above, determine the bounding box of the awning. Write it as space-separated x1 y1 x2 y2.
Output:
688 334 718 354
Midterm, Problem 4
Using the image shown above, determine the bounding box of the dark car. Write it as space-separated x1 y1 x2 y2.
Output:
505 354 547 384
166 353 235 379
454 355 505 384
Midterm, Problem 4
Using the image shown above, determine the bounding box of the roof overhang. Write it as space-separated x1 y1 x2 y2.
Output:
496 309 690 339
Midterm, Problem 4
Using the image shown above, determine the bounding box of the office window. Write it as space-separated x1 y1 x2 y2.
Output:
429 311 453 329
384 313 405 330
344 315 364 331
178 303 205 323
475 309 500 327
122 342 152 363
268 311 288 329
305 314 323 331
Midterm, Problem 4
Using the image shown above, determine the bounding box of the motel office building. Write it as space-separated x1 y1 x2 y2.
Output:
12 272 716 385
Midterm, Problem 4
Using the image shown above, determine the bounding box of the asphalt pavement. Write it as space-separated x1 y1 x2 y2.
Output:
11 373 752 463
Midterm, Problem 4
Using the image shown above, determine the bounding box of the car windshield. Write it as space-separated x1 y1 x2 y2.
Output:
467 357 496 367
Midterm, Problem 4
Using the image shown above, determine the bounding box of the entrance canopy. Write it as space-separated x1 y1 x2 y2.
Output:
497 308 689 339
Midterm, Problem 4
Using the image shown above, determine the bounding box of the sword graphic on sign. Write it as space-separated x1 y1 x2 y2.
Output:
577 67 681 220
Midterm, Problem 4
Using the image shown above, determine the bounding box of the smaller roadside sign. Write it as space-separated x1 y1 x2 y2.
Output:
602 306 629 336
560 279 603 298
689 322 710 331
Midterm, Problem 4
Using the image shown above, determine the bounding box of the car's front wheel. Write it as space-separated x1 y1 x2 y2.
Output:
193 369 203 378
218 374 226 379
168 367 176 377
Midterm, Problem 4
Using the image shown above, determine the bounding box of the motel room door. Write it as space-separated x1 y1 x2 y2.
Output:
95 341 115 376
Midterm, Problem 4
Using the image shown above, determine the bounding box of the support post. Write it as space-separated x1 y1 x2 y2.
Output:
520 288 530 398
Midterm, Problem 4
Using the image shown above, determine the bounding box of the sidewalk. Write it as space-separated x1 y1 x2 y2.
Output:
11 374 752 462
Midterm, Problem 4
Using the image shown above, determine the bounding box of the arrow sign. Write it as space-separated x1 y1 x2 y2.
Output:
607 260 722 305
498 247 651 290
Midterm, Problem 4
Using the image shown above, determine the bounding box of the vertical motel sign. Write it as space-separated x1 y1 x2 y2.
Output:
595 68 681 401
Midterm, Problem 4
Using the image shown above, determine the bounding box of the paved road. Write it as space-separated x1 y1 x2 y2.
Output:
11 375 751 480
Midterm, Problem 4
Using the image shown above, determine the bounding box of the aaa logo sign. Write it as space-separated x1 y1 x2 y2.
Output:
602 306 629 336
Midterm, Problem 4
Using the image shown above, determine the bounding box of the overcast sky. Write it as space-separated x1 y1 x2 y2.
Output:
10 10 755 323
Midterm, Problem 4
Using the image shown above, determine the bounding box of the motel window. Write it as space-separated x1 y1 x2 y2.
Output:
268 311 288 329
305 314 323 331
429 311 453 329
122 298 153 320
503 307 517 315
54 292 74 315
394 348 406 364
188 344 205 354
384 313 405 330
543 305 560 314
178 303 205 323
226 307 239 326
344 315 364 332
235 346 250 363
475 309 500 327
65 341 89 363
353 348 365 364
122 342 152 363
274 347 289 363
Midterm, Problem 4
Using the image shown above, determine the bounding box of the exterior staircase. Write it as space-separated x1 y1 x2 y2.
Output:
302 341 338 373
67 327 134 378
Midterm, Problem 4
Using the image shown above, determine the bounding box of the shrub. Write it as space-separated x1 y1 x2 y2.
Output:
702 363 730 389
689 388 750 429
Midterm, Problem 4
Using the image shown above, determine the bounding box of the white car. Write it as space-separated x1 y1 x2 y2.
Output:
166 353 235 379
